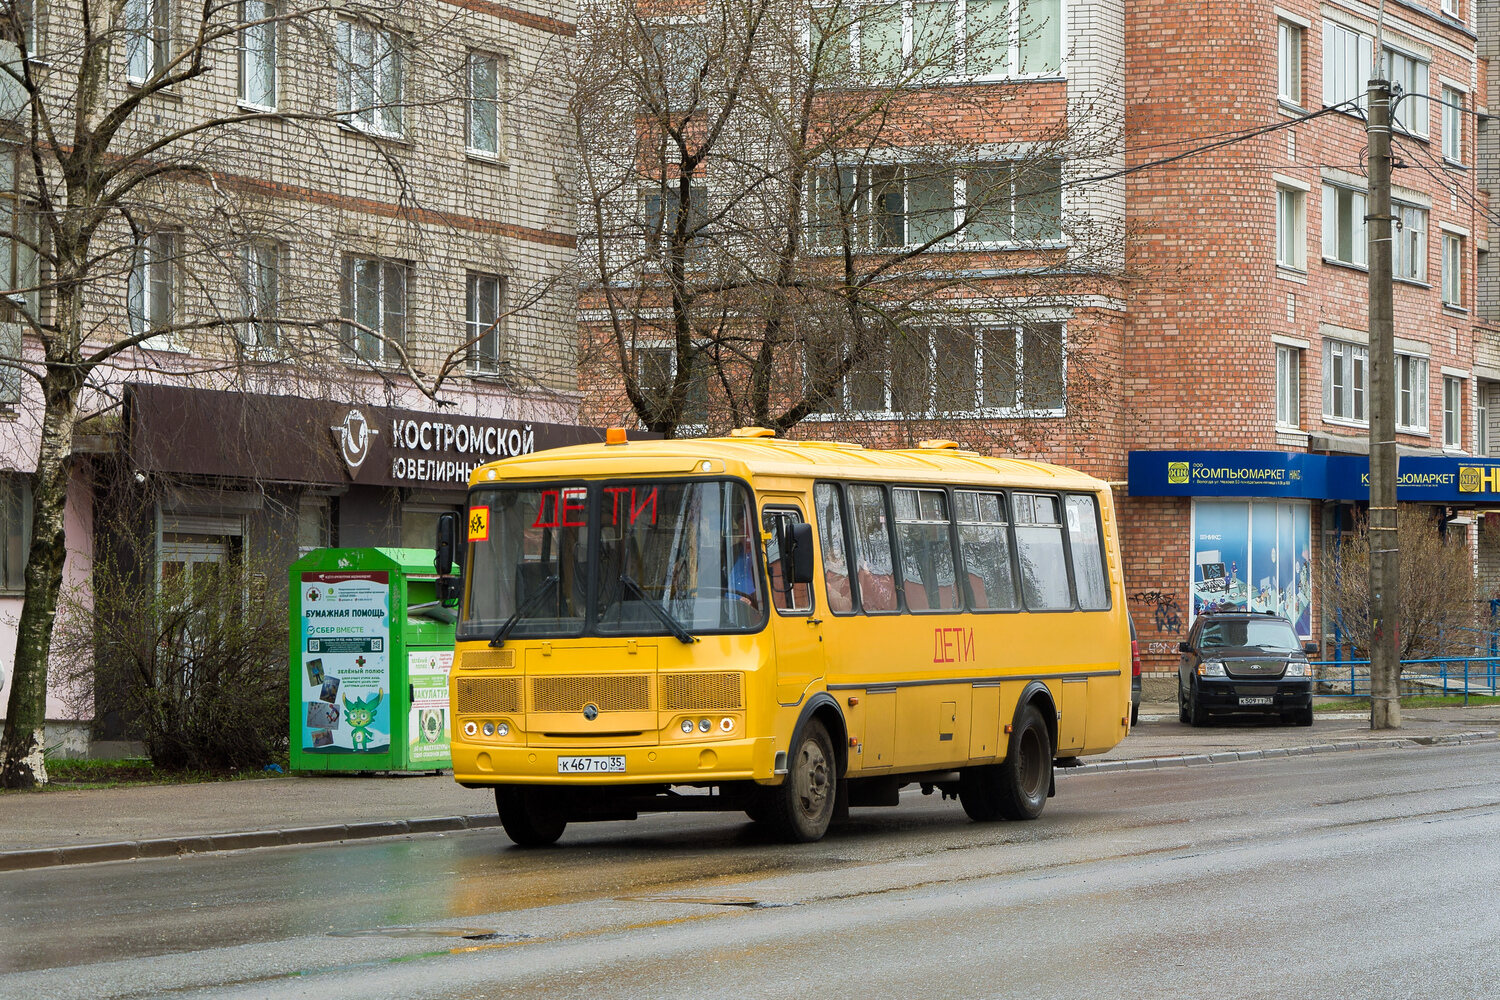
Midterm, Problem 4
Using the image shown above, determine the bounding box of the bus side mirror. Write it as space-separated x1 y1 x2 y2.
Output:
789 522 815 585
436 512 461 607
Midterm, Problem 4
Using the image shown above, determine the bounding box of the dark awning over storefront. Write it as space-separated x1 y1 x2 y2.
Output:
1129 450 1500 504
127 384 606 491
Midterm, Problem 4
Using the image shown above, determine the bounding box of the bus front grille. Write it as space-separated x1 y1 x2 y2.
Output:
660 672 743 711
456 676 521 714
532 675 652 713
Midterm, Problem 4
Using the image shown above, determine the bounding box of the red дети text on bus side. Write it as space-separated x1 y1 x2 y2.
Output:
933 626 976 664
531 486 660 529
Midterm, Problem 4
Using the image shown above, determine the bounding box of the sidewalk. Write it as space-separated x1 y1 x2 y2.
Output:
2 705 1496 872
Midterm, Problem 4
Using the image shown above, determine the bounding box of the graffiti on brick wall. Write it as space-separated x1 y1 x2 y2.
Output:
1130 590 1183 634
1146 641 1177 656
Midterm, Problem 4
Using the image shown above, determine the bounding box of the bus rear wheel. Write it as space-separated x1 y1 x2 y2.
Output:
963 704 1053 822
495 787 568 847
762 720 837 843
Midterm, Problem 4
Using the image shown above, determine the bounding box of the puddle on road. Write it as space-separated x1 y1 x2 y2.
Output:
328 926 529 942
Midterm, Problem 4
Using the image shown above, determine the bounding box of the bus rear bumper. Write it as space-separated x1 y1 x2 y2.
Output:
451 736 777 787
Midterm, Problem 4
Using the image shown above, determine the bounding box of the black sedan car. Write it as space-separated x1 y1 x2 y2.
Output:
1178 611 1315 727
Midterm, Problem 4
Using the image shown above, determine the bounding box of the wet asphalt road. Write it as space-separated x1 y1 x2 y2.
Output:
4 742 1499 1000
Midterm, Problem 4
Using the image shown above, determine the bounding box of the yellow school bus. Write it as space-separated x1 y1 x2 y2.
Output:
443 429 1131 845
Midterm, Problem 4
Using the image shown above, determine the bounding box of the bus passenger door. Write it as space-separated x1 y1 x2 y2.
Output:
762 504 825 706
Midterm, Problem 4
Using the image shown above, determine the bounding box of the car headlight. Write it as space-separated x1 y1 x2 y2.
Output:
1198 660 1226 677
1284 661 1311 678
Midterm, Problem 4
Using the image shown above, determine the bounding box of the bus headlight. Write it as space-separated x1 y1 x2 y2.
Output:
1198 660 1226 677
482 722 496 737
681 718 695 734
497 722 510 737
699 718 712 733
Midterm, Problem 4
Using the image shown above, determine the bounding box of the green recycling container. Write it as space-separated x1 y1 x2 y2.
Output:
289 548 456 773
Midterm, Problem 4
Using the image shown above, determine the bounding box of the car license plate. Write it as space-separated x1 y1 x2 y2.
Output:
1239 696 1273 707
557 755 626 774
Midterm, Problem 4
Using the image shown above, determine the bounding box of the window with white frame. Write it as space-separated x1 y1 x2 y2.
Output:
1323 22 1371 110
1323 338 1367 423
816 0 1062 81
341 256 407 362
124 0 169 83
467 51 503 157
1276 184 1305 270
822 321 1065 416
1443 375 1463 448
1382 47 1429 136
1442 0 1458 17
0 149 38 318
240 239 278 348
128 232 177 349
1277 19 1302 105
0 474 31 592
811 161 1061 248
16 0 39 56
238 0 276 108
1395 353 1428 432
643 182 709 262
1276 344 1300 428
1442 232 1464 307
335 20 403 136
1441 86 1463 162
1322 183 1367 266
1393 202 1426 282
1478 392 1489 455
637 344 709 426
643 21 714 104
466 272 505 374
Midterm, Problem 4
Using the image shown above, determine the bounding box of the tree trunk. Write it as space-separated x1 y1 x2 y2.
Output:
0 368 85 788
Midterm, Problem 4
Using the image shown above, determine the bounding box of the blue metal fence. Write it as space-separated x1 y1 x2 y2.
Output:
1310 656 1500 705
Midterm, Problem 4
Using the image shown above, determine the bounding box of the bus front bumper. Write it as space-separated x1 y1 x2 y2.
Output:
451 736 777 787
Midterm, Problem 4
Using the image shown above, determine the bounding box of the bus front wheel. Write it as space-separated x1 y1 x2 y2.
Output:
495 787 568 847
962 704 1052 822
762 720 837 843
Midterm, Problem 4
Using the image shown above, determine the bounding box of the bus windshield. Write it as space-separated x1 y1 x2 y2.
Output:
459 480 766 642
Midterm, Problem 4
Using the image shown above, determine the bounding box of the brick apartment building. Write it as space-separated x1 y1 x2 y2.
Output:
578 0 1499 671
0 0 585 750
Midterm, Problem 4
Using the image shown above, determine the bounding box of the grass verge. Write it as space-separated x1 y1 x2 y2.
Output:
1314 694 1500 712
19 754 290 791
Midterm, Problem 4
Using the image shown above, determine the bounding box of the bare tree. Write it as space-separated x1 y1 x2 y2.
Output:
572 0 1126 447
1322 507 1486 664
0 0 574 786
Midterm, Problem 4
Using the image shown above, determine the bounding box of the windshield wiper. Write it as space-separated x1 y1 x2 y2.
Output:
620 574 697 644
490 574 559 647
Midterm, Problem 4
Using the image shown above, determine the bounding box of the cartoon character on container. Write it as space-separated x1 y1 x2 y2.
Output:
343 689 384 752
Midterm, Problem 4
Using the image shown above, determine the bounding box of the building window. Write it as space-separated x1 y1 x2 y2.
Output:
128 232 177 349
1321 184 1367 267
1443 376 1463 449
811 162 1061 248
240 240 278 348
1395 353 1428 433
1382 47 1428 136
1442 86 1463 163
341 257 407 363
16 0 39 56
124 0 170 83
829 0 1062 81
466 272 504 374
1276 344 1300 428
238 0 277 109
1323 339 1367 424
1277 20 1302 105
827 322 1065 416
1442 233 1464 308
0 150 39 318
0 475 31 593
644 182 709 262
1276 185 1305 270
335 20 403 137
637 344 709 427
1442 0 1459 16
1393 203 1426 282
1323 22 1371 110
1478 392 1489 455
467 51 503 157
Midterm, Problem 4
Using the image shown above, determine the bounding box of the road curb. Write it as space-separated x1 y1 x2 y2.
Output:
1064 730 1498 776
0 813 501 873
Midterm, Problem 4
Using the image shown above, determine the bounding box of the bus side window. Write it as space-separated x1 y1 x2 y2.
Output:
892 487 960 612
1066 494 1110 610
814 483 855 614
763 508 813 614
1014 493 1072 610
847 484 899 613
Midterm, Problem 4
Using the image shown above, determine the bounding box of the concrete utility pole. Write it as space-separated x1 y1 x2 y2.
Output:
1366 76 1402 730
